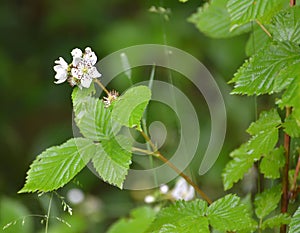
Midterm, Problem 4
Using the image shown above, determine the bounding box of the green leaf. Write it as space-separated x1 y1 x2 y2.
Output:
262 213 291 230
230 41 300 95
270 6 300 43
283 113 300 137
19 138 94 193
147 200 209 233
92 135 132 189
188 0 250 39
73 95 121 141
289 206 300 233
245 25 271 56
247 109 281 136
227 0 287 30
71 84 96 107
260 147 285 179
112 86 151 130
107 206 157 233
254 185 282 219
222 144 256 190
207 194 255 231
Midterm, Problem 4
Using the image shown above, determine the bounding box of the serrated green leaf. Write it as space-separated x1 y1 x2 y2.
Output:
260 147 285 179
71 84 96 106
19 138 94 193
73 95 121 141
146 200 208 233
188 0 250 39
227 0 287 30
230 41 300 95
112 86 151 130
283 113 300 137
245 24 271 56
289 206 300 233
92 135 132 189
207 194 254 231
107 206 157 233
247 128 279 157
247 109 281 135
222 144 256 190
254 185 282 219
262 213 291 230
270 6 300 43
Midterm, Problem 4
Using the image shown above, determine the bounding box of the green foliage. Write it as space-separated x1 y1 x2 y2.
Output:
223 110 280 190
19 138 94 193
188 0 250 38
289 206 300 233
262 213 291 230
230 41 300 95
72 87 121 141
207 194 255 231
227 0 287 30
245 25 271 56
147 200 208 233
107 206 157 233
112 86 151 130
260 147 285 179
270 7 300 43
91 135 132 189
254 185 282 219
147 195 255 233
283 114 300 137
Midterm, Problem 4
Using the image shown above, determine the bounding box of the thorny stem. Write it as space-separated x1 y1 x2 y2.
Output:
280 107 292 233
139 130 213 205
255 19 272 38
94 78 110 95
45 193 53 233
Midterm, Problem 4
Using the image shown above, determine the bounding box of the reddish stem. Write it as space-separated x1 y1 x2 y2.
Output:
280 108 291 233
290 0 296 6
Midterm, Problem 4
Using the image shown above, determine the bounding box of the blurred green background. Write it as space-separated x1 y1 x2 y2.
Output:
0 0 255 232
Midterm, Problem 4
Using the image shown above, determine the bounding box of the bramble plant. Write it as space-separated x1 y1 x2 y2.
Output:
13 0 300 233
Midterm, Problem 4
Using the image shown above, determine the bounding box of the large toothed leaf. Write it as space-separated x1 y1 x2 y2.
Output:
188 0 250 38
107 206 157 233
283 113 300 137
222 144 256 190
92 135 132 189
146 200 209 233
270 6 300 43
247 109 281 136
289 206 300 233
207 194 255 232
112 86 151 130
72 88 121 141
230 41 300 95
262 213 291 230
245 25 271 56
260 147 285 179
254 185 282 219
227 0 287 30
19 138 94 193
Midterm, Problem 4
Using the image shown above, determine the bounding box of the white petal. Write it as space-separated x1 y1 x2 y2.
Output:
71 48 82 58
81 77 92 88
88 66 101 78
184 187 195 201
144 195 155 203
72 57 82 66
71 68 79 78
160 185 169 194
54 57 68 69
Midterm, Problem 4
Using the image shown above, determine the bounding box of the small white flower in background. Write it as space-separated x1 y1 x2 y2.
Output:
67 188 85 205
159 184 169 194
103 90 119 107
144 195 155 203
171 178 195 201
53 47 101 89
